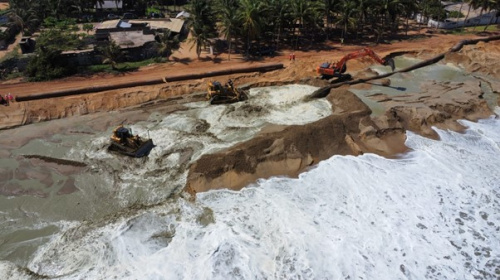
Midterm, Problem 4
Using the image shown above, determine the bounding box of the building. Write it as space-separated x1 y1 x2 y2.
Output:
95 18 187 41
96 0 123 10
128 18 187 34
108 30 155 49
422 2 499 29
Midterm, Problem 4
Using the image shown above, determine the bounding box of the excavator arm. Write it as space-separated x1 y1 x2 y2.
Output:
317 47 395 79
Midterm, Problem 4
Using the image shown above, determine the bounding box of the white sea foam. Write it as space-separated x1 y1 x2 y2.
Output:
19 111 500 280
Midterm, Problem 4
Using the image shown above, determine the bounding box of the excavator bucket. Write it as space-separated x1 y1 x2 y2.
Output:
386 58 395 72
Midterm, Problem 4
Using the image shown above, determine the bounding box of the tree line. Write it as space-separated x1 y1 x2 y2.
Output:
2 0 499 81
6 0 500 53
185 0 500 59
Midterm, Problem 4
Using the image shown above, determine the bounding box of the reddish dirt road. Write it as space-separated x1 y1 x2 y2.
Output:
0 31 485 98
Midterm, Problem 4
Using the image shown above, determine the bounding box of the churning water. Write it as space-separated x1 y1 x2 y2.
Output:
1 73 499 279
2 107 500 279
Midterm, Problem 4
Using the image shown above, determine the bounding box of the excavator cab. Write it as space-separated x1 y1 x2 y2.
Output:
317 48 395 80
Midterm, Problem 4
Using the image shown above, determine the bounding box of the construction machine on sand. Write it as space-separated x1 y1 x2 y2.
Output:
206 79 249 105
108 125 155 157
317 47 395 81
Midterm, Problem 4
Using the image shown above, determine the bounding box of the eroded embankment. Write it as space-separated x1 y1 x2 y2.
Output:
0 64 287 130
186 78 493 194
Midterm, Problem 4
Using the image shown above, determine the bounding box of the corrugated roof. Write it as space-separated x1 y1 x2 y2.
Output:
109 31 155 49
128 18 185 33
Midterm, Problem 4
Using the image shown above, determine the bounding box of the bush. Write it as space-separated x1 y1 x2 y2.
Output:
448 11 464 18
25 47 75 81
0 47 22 80
83 23 94 34
24 28 84 80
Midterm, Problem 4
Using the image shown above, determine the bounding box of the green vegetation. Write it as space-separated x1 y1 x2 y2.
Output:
98 40 123 70
3 0 500 81
83 23 94 34
24 27 88 81
448 11 465 18
25 46 74 81
0 46 23 80
186 0 216 59
156 30 181 59
86 58 160 74
481 25 500 32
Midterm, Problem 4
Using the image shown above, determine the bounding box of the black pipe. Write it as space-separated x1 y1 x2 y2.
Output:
310 35 500 99
16 63 284 102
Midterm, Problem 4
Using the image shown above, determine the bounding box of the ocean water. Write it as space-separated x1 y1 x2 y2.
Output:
1 107 498 279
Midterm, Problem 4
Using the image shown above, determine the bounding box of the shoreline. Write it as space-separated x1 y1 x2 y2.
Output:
0 33 499 198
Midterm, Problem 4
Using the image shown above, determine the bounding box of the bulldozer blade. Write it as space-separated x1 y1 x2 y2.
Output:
386 58 395 72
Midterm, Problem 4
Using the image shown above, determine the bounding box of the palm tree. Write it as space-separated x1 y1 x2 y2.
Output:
156 30 180 60
400 0 418 36
455 0 465 22
264 0 290 47
463 0 476 27
214 0 239 60
238 0 264 56
8 0 43 35
289 0 322 49
479 0 498 31
186 0 216 59
323 0 338 39
99 40 122 70
336 0 358 40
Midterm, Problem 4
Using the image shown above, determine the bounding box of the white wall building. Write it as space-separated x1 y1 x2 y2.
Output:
423 2 499 29
96 0 123 10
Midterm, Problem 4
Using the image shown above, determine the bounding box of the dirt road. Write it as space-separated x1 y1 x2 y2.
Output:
0 32 484 98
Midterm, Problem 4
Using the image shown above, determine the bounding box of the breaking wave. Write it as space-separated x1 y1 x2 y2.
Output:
1 109 498 280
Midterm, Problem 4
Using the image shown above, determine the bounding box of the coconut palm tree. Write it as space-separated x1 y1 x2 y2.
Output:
156 30 181 60
238 0 264 56
463 0 477 27
186 0 216 59
289 0 322 49
99 40 122 70
323 0 338 36
400 0 418 36
478 0 498 30
8 0 43 35
214 0 240 60
264 0 290 47
336 0 358 40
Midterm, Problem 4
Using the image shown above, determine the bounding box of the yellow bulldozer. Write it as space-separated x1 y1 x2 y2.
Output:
108 125 155 157
206 79 248 105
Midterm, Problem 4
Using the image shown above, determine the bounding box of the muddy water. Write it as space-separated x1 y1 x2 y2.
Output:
0 61 499 278
352 57 498 115
0 84 332 265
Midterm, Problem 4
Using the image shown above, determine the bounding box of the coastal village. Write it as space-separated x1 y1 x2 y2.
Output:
0 0 500 279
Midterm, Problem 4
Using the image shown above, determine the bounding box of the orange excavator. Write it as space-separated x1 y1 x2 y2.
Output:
317 47 395 80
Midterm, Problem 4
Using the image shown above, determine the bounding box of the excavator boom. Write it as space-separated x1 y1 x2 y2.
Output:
317 47 395 79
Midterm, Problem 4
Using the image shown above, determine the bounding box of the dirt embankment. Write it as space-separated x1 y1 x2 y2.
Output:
0 33 485 130
0 33 499 196
185 87 409 193
185 74 493 194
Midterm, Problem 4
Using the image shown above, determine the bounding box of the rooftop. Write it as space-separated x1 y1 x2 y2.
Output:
128 18 185 33
109 31 155 49
97 19 121 30
96 0 123 9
